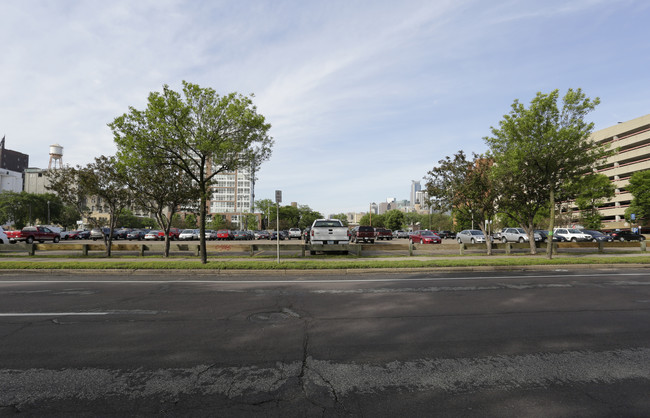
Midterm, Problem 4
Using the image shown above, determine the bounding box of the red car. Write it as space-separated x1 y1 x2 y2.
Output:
217 229 233 240
157 228 181 240
409 230 441 244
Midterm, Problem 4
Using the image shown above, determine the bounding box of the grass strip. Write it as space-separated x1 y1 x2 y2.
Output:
0 256 648 270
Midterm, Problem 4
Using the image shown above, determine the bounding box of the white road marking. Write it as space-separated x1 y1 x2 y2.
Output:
0 271 648 285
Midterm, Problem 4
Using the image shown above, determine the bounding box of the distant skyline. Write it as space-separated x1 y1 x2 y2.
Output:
2 1 650 216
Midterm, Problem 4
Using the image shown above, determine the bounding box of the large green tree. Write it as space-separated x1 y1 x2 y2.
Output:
109 81 273 264
625 170 650 225
485 88 609 258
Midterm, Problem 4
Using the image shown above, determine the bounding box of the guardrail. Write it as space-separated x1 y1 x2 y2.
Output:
0 240 647 257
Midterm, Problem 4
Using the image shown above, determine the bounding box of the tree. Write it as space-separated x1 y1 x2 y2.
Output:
79 156 132 256
330 213 349 226
574 173 615 229
426 151 498 255
485 88 608 258
109 81 273 263
114 138 199 257
297 205 322 229
46 166 95 227
625 170 650 224
384 209 405 231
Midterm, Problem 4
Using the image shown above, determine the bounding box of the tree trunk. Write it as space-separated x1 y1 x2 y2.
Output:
199 189 207 264
546 189 555 259
526 220 537 255
479 223 492 256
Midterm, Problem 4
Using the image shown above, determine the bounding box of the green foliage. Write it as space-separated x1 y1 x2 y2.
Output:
426 150 497 253
384 210 405 231
109 81 273 263
625 170 650 223
0 192 65 229
330 213 348 226
574 173 615 229
484 88 607 256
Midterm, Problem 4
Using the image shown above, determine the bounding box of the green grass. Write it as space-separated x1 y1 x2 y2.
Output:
0 255 648 271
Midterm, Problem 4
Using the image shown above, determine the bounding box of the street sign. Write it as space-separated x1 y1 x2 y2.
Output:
275 190 282 203
631 213 636 221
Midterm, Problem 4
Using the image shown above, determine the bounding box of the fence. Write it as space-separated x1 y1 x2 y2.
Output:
0 240 647 258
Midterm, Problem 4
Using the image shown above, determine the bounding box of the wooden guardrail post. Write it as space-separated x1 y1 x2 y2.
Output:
140 245 146 256
552 242 558 255
82 244 89 256
505 243 511 255
459 243 465 255
641 241 647 252
28 243 36 256
598 241 604 253
194 245 200 257
409 241 413 256
250 244 255 257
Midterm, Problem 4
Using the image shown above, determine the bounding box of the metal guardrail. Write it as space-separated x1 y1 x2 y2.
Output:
0 240 646 257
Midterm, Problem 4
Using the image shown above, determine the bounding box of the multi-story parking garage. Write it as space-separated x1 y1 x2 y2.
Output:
592 114 650 230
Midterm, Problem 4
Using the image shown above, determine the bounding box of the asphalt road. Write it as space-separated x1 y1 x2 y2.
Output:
1 268 649 417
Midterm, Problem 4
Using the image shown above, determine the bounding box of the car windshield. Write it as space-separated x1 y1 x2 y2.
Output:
568 229 582 233
516 228 526 233
470 230 483 235
181 230 194 233
587 230 604 236
420 231 434 236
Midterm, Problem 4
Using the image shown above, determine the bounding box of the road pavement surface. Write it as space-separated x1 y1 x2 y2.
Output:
1 267 649 416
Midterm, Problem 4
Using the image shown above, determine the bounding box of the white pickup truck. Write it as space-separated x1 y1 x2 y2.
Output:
309 219 350 254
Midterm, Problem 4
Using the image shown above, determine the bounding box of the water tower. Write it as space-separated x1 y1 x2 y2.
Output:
48 144 63 169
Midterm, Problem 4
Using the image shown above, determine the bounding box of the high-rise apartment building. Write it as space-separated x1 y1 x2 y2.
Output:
208 166 256 227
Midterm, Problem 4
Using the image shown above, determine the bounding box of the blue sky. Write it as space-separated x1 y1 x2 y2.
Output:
2 0 649 216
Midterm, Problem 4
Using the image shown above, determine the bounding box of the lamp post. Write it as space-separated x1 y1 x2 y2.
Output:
47 201 51 224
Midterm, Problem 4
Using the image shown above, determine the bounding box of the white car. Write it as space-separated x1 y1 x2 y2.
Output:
179 229 199 240
0 226 8 244
553 228 592 242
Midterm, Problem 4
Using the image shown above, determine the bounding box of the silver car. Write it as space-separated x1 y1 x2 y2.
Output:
500 227 542 243
457 229 492 244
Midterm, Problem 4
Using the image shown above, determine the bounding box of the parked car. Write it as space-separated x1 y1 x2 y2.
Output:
535 230 564 243
375 228 393 240
90 228 105 241
233 230 249 240
217 230 233 240
157 228 181 240
409 230 441 244
179 229 199 240
553 228 592 242
350 226 375 244
18 226 61 244
254 230 270 240
127 229 147 241
5 230 22 243
115 228 131 239
393 230 409 239
0 226 8 244
437 231 456 239
498 227 542 243
609 229 646 242
457 229 492 244
581 230 613 242
144 230 161 240
288 228 302 240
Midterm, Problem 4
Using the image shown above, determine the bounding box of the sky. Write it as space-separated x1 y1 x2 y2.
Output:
2 0 650 217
